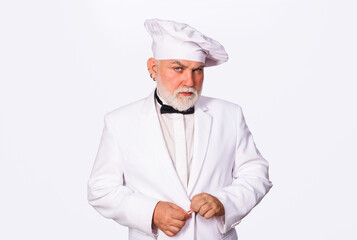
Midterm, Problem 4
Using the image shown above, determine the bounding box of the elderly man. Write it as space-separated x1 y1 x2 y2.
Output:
88 19 272 240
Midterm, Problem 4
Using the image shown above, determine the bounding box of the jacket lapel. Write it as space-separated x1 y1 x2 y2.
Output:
140 91 189 199
187 99 212 197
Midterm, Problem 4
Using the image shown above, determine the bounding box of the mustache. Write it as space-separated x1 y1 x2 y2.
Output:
174 87 197 95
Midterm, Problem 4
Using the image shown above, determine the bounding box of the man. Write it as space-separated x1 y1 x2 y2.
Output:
88 19 272 240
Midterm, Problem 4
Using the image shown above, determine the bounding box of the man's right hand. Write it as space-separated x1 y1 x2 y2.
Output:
152 201 191 237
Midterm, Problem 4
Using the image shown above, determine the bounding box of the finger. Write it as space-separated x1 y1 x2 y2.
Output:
170 219 186 228
168 203 191 218
191 197 208 212
164 230 176 237
192 192 206 199
192 192 209 201
167 225 181 235
171 208 191 220
203 209 216 219
184 211 192 220
198 202 211 217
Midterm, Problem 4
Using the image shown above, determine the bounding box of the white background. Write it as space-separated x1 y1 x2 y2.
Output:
1 0 356 239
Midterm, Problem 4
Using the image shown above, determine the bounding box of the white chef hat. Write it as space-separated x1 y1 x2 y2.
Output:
144 19 228 67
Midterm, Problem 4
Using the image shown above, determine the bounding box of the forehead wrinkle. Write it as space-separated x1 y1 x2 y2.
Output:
171 60 187 68
171 60 205 70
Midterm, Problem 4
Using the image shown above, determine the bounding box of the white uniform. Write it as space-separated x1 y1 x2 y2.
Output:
87 90 272 240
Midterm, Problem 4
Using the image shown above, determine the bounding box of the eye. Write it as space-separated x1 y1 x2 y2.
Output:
194 68 203 72
174 67 183 71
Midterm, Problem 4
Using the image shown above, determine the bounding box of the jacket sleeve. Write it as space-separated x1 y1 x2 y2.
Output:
87 115 160 235
214 106 273 234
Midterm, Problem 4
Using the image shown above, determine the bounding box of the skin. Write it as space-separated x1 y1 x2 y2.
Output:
190 193 225 219
147 58 205 99
147 58 226 236
152 201 191 237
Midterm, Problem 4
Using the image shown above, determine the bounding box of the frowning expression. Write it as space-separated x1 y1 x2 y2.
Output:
156 59 204 96
147 58 205 110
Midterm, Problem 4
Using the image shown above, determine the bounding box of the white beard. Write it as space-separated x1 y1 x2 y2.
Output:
157 83 201 111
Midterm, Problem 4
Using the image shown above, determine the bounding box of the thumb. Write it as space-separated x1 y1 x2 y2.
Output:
169 203 183 210
183 210 192 220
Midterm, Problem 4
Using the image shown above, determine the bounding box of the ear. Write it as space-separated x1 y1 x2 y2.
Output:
147 58 158 80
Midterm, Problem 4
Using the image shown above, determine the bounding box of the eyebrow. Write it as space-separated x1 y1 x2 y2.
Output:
171 61 205 70
171 61 188 68
194 63 205 70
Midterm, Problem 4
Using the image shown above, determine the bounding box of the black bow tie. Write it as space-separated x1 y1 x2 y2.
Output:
155 89 194 115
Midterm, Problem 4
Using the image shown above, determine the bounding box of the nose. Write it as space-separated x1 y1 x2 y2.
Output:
183 71 194 87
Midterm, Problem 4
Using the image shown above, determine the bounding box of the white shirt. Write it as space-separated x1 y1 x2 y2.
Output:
154 94 194 191
154 94 226 228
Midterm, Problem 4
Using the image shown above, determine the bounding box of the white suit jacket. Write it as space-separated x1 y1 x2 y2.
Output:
88 90 272 240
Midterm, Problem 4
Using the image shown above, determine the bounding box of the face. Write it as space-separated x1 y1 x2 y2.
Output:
147 58 204 111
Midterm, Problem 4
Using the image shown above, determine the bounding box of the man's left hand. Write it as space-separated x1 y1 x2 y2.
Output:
190 193 225 219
